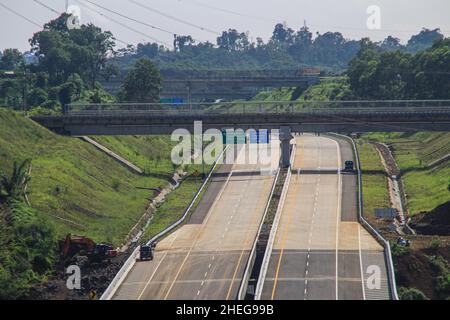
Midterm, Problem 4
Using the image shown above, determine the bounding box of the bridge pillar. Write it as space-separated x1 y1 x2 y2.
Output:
279 126 293 168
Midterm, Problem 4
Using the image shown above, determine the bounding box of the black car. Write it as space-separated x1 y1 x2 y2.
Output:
139 245 154 261
344 161 354 172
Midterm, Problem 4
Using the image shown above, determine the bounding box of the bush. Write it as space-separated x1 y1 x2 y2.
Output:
429 239 441 250
398 287 428 300
391 243 411 258
436 274 450 296
27 88 48 107
0 202 57 299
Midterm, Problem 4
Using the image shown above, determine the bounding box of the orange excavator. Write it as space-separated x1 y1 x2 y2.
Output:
60 234 117 263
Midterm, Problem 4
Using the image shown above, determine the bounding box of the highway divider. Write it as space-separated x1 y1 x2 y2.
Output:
100 147 228 300
330 133 399 300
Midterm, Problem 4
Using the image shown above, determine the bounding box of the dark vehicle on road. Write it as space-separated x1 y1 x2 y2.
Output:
344 161 354 172
139 245 154 261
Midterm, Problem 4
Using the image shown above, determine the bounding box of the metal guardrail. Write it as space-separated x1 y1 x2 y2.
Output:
100 147 228 300
331 133 399 300
65 100 450 116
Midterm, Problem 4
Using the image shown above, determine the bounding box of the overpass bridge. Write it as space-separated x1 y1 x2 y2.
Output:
32 100 450 167
34 100 450 135
101 75 319 101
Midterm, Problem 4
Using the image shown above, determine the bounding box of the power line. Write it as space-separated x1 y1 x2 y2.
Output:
180 0 275 22
127 0 219 35
74 0 171 47
0 2 42 28
80 0 176 36
32 0 60 15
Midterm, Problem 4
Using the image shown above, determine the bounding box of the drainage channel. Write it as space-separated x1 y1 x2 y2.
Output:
242 167 289 300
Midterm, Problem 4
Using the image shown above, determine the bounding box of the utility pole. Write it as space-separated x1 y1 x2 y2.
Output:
65 0 69 12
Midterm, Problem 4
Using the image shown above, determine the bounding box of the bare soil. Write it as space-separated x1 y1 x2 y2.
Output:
410 201 450 236
394 246 450 300
25 249 132 300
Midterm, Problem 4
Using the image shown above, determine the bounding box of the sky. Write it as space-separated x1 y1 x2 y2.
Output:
0 0 449 52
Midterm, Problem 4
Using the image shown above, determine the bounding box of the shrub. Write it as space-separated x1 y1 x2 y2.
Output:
0 202 57 299
398 287 428 300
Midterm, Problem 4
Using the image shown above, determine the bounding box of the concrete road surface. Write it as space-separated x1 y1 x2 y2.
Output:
260 134 391 300
113 139 279 300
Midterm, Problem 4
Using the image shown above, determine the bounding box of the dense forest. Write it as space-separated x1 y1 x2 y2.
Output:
112 25 444 74
0 13 447 113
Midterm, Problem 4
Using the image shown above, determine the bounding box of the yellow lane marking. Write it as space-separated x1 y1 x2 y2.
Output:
270 139 304 300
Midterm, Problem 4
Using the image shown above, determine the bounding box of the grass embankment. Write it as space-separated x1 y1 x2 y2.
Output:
0 109 174 245
356 141 390 219
361 132 450 215
208 77 355 112
253 77 355 102
92 136 177 175
92 136 217 242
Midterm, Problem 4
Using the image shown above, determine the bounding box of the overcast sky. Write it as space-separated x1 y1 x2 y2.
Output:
1 0 449 51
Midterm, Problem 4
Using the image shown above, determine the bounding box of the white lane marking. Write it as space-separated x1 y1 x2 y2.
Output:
197 290 200 296
358 225 367 300
334 139 342 301
137 232 180 300
163 171 234 300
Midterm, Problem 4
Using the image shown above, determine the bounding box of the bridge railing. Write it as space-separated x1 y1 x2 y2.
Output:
66 100 450 116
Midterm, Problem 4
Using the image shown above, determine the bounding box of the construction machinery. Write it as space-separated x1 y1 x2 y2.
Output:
60 234 117 263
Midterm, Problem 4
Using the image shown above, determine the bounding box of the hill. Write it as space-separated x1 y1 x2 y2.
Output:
0 109 177 245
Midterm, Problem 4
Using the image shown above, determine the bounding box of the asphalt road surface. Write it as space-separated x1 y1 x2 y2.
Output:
113 140 279 300
260 134 391 300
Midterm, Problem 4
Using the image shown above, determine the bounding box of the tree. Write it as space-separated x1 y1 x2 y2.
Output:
30 14 115 88
101 64 120 82
0 159 31 204
380 36 403 52
217 29 249 52
271 23 294 48
174 35 195 52
119 59 162 102
0 49 23 70
406 28 444 53
137 42 159 58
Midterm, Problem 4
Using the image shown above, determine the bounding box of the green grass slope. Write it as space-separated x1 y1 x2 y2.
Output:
0 109 170 245
357 141 390 218
362 132 450 215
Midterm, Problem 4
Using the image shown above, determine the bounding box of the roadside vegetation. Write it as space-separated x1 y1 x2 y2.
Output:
0 156 57 299
356 142 390 219
0 108 170 245
360 132 450 216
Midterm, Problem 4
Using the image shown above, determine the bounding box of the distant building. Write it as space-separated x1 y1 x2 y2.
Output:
1 71 17 79
24 52 39 65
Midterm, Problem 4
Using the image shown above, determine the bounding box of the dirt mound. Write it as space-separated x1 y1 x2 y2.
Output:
410 202 450 236
25 251 130 300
